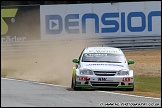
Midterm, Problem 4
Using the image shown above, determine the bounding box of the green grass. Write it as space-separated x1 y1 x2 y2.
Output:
112 75 161 98
134 75 161 92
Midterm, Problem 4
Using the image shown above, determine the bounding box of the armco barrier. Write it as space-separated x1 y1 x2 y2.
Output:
95 35 161 51
1 35 161 59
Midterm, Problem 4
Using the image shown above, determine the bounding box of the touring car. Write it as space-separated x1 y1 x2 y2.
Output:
71 47 134 91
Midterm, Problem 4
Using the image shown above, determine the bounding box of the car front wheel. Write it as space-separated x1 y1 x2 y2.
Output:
71 77 82 91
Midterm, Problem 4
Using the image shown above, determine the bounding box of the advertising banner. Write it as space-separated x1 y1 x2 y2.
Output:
1 5 40 42
40 1 161 38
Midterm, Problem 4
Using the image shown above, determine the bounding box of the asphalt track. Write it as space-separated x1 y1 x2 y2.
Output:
1 78 161 107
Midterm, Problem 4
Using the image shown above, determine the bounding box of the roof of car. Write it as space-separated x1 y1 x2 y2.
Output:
83 47 124 54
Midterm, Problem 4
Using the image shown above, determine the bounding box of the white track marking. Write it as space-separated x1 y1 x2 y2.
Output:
2 77 161 100
97 91 161 100
1 77 68 88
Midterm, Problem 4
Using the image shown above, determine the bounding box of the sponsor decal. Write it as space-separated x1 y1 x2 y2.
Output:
86 64 124 67
122 77 130 82
1 8 18 35
98 77 113 81
79 76 90 81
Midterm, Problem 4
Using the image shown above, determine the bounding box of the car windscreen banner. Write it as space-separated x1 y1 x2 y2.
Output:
1 5 40 42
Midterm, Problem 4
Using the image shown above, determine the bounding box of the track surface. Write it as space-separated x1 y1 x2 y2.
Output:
1 78 161 107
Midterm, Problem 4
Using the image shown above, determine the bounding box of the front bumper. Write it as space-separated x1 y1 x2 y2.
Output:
75 75 134 89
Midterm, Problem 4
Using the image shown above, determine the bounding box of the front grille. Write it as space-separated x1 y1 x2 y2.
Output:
91 81 119 87
94 71 117 76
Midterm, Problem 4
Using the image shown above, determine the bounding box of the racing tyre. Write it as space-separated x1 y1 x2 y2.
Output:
71 77 82 91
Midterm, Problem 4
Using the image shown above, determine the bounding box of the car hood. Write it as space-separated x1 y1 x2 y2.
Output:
80 62 128 71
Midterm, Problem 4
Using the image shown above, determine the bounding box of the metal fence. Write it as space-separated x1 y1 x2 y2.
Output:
95 35 161 51
1 35 161 59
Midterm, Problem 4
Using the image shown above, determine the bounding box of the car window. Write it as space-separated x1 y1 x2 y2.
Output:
81 53 126 63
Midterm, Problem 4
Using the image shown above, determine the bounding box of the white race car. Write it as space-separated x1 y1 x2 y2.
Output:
71 47 134 91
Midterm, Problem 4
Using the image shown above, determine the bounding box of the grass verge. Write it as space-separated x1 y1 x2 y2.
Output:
115 75 161 98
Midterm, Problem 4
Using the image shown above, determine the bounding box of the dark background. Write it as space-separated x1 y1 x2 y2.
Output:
1 1 139 6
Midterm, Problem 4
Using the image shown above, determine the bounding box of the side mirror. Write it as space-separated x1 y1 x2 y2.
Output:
72 58 79 63
128 59 134 65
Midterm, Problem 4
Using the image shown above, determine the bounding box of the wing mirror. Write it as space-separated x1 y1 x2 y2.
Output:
128 59 134 65
72 58 79 63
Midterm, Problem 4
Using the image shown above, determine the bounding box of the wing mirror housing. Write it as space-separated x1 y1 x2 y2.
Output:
128 59 134 65
72 58 79 63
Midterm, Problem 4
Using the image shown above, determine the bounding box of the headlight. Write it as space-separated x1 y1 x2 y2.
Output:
117 69 129 75
80 69 93 75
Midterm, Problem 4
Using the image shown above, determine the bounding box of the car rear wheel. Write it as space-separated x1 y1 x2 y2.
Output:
71 77 82 91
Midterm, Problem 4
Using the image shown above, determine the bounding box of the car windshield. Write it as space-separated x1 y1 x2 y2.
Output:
81 53 126 63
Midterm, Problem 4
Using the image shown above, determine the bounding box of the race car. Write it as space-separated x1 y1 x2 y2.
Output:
71 47 134 91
